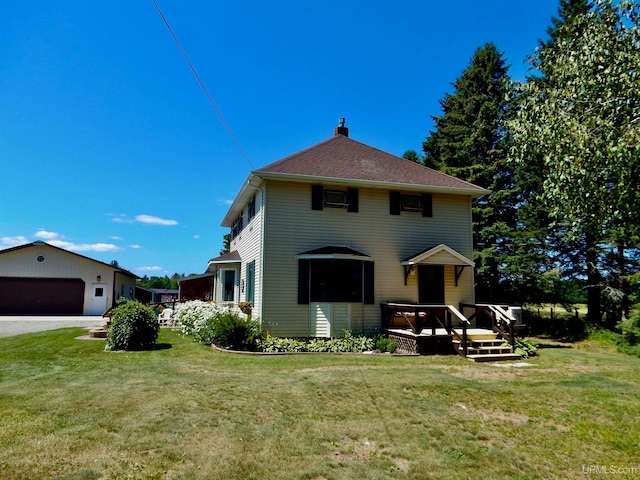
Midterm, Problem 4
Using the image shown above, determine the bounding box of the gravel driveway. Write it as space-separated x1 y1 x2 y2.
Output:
0 316 105 338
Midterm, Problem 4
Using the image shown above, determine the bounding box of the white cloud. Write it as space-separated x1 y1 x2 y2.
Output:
193 234 200 240
48 240 122 253
109 236 124 241
0 236 29 249
108 213 133 224
135 266 164 272
129 244 142 249
109 213 178 226
34 230 61 240
1 231 123 253
135 214 178 226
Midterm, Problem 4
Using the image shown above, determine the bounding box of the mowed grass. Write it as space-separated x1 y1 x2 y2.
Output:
1 329 639 480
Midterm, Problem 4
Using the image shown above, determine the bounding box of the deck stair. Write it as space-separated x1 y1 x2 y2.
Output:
453 330 522 362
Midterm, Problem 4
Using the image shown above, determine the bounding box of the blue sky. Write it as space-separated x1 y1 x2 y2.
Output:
1 0 560 276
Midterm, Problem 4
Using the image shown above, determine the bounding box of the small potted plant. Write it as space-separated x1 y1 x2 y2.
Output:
238 301 252 315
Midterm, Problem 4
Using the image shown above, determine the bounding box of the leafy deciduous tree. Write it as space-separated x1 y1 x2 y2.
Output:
510 0 640 324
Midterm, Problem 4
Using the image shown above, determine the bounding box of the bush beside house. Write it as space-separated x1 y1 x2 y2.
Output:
107 299 159 351
173 300 398 353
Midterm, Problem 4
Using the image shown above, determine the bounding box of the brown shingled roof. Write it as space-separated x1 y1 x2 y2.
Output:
256 134 485 193
208 250 241 264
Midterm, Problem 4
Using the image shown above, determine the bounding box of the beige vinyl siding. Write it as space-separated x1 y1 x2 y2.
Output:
261 180 475 337
114 272 137 303
0 244 135 315
229 190 264 318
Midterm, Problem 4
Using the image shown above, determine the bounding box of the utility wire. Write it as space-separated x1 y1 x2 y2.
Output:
151 0 254 170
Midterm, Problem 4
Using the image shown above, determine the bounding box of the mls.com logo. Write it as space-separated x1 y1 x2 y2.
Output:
582 465 639 475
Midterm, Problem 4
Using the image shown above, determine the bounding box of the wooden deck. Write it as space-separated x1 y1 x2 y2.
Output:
380 302 522 361
385 327 497 356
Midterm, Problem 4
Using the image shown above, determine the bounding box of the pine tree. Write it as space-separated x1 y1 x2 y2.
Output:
423 43 516 302
540 0 592 53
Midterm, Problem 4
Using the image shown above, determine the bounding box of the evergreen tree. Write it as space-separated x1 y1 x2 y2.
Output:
423 43 516 302
220 233 231 255
402 150 423 164
540 0 592 53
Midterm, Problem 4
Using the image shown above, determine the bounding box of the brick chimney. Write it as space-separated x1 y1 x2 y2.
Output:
334 117 349 137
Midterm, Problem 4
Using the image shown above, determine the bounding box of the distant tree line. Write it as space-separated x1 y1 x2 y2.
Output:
405 0 640 328
137 273 187 290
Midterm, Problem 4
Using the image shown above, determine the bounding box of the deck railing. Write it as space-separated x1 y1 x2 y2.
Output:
460 303 516 352
380 302 470 357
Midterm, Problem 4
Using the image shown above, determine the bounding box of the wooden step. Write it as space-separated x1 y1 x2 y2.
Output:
467 353 522 362
471 339 504 348
453 338 519 359
455 346 514 356
467 333 501 341
469 346 513 354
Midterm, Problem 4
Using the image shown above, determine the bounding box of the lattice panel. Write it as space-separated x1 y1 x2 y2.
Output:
389 334 418 355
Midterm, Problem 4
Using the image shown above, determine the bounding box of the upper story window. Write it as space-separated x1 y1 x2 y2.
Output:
248 195 256 220
390 191 433 217
231 215 244 239
312 185 358 212
324 189 348 208
400 194 421 212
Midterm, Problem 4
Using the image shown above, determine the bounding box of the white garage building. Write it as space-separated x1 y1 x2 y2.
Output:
0 241 138 315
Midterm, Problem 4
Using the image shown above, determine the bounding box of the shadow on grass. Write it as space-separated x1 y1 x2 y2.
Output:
536 342 573 349
52 469 102 480
106 343 172 352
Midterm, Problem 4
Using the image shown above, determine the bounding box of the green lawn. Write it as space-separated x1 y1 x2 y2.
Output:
1 329 639 480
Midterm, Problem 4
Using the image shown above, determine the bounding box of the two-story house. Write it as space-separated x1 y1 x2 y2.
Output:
211 122 490 339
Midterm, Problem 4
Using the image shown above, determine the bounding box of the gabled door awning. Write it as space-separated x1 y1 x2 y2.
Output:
401 244 474 286
295 246 372 261
401 244 474 267
208 250 242 267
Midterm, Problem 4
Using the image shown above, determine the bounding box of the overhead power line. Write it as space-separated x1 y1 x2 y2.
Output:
151 0 254 170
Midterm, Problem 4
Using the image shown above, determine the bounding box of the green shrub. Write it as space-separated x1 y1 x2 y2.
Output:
332 330 374 352
504 338 539 359
107 299 159 351
173 300 218 337
615 309 640 357
306 338 331 352
257 330 376 353
618 310 640 346
375 335 398 353
259 335 307 352
213 312 261 350
193 316 217 345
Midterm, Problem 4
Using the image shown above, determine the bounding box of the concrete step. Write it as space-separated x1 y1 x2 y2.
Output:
89 328 108 339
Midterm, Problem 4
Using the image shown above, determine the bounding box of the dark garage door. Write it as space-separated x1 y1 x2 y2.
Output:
0 277 85 315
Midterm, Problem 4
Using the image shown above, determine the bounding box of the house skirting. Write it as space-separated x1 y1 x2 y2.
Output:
386 328 454 355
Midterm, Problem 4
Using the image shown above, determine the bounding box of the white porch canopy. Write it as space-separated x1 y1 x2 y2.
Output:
401 244 474 286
